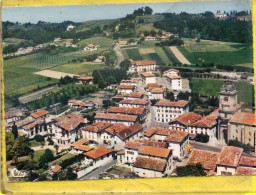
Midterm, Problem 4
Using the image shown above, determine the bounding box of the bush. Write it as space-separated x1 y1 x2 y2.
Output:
28 171 39 181
34 135 45 142
228 139 253 154
47 137 54 145
195 133 209 143
60 154 84 169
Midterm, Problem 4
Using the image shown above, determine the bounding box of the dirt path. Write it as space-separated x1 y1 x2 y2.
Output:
113 44 124 68
169 46 191 65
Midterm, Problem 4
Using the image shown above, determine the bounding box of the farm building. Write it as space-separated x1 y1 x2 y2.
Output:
84 44 98 51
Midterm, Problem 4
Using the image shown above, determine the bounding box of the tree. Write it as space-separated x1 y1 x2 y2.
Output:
228 140 253 154
39 149 54 168
34 134 45 142
54 145 59 155
144 6 153 15
66 167 77 180
11 122 18 140
120 59 131 71
6 132 15 160
11 135 33 158
176 163 206 176
166 92 175 101
195 133 209 143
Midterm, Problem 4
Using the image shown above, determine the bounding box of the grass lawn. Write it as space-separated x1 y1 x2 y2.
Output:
50 62 106 75
123 48 143 60
190 79 254 105
30 140 42 147
77 36 116 49
178 46 253 65
33 149 50 161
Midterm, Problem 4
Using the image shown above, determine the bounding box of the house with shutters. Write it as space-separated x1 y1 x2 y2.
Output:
141 72 156 85
117 85 135 95
118 99 150 109
128 60 157 72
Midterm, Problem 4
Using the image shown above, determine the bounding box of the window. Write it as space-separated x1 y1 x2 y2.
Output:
249 132 251 136
249 138 251 142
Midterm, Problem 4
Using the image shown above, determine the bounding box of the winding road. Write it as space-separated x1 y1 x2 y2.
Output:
113 44 124 68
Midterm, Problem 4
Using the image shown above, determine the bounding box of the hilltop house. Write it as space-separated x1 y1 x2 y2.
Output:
94 56 105 63
76 76 93 84
84 44 98 51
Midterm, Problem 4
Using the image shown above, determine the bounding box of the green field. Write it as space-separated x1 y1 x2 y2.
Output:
77 36 116 49
190 79 254 105
50 62 106 75
123 48 143 60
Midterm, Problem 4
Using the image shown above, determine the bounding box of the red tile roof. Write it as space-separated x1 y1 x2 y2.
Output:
239 155 256 167
144 127 169 137
167 75 181 79
229 112 256 126
123 92 144 98
118 85 135 90
134 157 167 172
141 72 155 77
187 149 220 170
151 88 165 93
70 139 92 152
95 113 138 122
170 112 202 126
51 165 62 173
105 123 128 135
164 68 179 73
236 167 256 175
72 100 87 107
164 130 189 143
119 99 149 105
191 114 217 128
116 123 143 140
125 140 167 150
146 83 161 89
155 99 189 107
131 60 156 66
31 109 49 119
53 113 87 131
107 107 145 115
83 148 114 159
23 120 44 130
81 122 113 133
77 76 93 81
217 146 243 167
139 146 171 158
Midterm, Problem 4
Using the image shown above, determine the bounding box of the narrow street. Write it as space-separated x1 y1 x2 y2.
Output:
79 160 117 180
190 140 223 152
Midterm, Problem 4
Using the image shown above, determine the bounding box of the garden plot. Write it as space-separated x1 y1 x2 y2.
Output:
34 70 78 79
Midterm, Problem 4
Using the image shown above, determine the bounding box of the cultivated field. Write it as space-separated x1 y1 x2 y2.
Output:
169 46 191 65
77 36 116 49
139 48 156 54
34 70 78 79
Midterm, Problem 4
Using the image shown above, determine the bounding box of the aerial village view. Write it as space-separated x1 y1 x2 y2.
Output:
3 1 255 182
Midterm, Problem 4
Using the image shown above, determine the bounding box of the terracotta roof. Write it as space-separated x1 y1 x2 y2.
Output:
144 127 169 137
141 72 155 77
117 149 125 155
155 99 189 107
164 68 179 73
53 113 87 131
167 75 181 79
105 123 128 135
229 112 256 126
236 167 256 175
134 157 167 172
107 107 145 115
77 76 93 81
95 113 138 122
217 146 243 167
119 99 149 105
139 146 171 158
31 109 49 119
164 130 189 143
116 123 143 140
16 118 34 128
51 165 61 173
83 148 114 159
70 139 89 147
125 140 167 150
23 120 44 130
239 155 256 167
121 80 136 84
72 100 86 107
151 88 165 93
86 44 96 48
118 85 135 90
81 122 113 133
187 149 220 170
191 114 217 128
146 83 161 89
170 112 202 126
123 92 144 98
131 60 156 66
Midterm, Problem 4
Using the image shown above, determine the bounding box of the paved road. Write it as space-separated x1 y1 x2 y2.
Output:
113 44 124 68
79 160 117 180
190 141 222 152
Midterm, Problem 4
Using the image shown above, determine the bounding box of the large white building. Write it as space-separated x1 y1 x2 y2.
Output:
163 68 182 90
141 72 156 84
147 87 166 100
128 60 157 72
118 99 150 109
117 85 135 95
154 99 190 123
94 113 139 126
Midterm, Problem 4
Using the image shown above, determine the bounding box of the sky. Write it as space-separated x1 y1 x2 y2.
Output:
3 0 251 23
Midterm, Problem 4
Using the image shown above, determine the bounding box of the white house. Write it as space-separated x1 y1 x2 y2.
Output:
120 80 137 86
94 56 105 63
117 85 135 95
123 92 144 100
144 127 170 141
128 60 157 72
84 44 98 51
147 87 166 100
118 99 150 109
163 68 179 77
141 72 156 85
94 113 139 126
30 109 49 121
144 36 157 41
22 120 47 138
154 99 190 123
70 139 94 154
166 75 182 90
76 76 94 84
5 111 22 125
66 24 75 31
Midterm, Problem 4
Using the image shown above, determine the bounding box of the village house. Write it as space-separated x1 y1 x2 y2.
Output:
83 147 115 167
133 146 173 178
141 72 156 85
120 80 137 86
76 76 93 84
147 87 166 100
100 123 128 144
51 113 89 145
144 127 170 141
94 113 139 126
214 13 227 19
154 99 190 123
81 122 113 142
111 94 124 102
105 84 118 90
50 165 62 176
94 56 105 63
106 106 147 122
118 99 150 109
123 92 144 100
228 112 256 151
30 109 50 121
5 110 23 125
166 74 182 90
15 118 35 131
22 120 47 138
70 139 94 154
237 15 251 21
216 146 243 176
68 100 86 109
119 40 128 46
236 155 256 175
144 36 157 41
128 60 157 72
163 68 180 77
84 44 98 51
117 84 135 95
